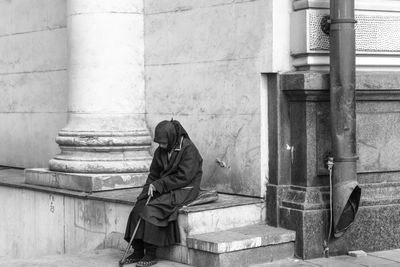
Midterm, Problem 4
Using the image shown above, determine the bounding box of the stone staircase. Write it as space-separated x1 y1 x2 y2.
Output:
0 168 295 266
154 194 296 267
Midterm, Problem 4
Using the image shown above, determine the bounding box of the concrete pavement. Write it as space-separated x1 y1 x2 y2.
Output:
0 249 192 267
252 249 400 267
2 248 400 267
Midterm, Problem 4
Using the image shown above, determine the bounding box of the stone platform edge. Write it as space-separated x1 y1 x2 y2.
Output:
0 168 264 212
25 168 148 193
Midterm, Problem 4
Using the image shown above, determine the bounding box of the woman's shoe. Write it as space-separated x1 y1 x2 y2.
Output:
124 251 144 264
136 254 158 267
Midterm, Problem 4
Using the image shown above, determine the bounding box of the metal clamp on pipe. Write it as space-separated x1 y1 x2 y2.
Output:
330 19 357 24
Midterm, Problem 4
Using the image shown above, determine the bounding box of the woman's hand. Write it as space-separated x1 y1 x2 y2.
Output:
148 184 156 197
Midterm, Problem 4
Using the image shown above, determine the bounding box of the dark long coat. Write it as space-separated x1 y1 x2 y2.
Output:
124 137 203 247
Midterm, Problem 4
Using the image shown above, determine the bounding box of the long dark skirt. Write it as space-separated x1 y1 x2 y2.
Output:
124 194 180 247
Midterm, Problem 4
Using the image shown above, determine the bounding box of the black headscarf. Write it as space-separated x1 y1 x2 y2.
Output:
154 120 189 151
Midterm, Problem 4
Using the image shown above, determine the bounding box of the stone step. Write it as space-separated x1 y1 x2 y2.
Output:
103 194 266 250
177 194 265 244
158 224 295 267
187 224 295 253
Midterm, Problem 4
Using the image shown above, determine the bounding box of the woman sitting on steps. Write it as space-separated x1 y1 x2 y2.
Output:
124 120 203 267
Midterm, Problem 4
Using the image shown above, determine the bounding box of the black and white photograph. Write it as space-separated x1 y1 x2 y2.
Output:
1 0 400 266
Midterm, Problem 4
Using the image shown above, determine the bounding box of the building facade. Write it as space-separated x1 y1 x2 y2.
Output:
1 0 400 261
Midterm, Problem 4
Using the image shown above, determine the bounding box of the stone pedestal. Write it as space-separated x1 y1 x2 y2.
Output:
26 0 151 191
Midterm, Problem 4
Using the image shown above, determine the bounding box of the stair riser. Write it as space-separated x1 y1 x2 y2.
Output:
178 203 265 244
158 242 295 267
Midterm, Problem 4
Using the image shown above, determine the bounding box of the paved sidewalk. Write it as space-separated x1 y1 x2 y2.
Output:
2 248 400 267
253 249 400 267
0 249 192 267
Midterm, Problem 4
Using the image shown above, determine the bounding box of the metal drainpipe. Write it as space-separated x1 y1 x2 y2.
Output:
329 0 361 238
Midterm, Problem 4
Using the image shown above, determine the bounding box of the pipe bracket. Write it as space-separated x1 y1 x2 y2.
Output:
334 156 359 162
330 19 357 24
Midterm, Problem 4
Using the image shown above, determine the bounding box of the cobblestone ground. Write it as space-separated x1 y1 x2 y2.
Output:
0 249 192 267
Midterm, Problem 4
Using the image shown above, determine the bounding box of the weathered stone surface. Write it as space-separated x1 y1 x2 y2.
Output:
145 0 270 65
189 242 294 267
369 249 400 262
147 113 263 196
68 0 143 15
0 0 67 168
1 169 266 260
187 224 295 253
357 101 400 173
251 258 316 267
144 0 275 197
0 248 192 267
281 71 400 185
44 0 152 175
25 168 147 192
307 254 393 267
280 202 400 259
0 70 67 113
281 186 329 210
0 0 66 35
145 0 257 14
0 113 67 168
253 249 400 267
0 28 67 74
348 250 367 257
0 186 65 258
146 58 260 116
266 185 279 226
281 71 400 91
179 198 265 244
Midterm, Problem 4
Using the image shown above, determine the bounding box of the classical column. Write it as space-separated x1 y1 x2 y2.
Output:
26 0 152 192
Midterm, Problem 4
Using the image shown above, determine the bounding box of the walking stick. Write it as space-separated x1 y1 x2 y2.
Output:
119 195 152 267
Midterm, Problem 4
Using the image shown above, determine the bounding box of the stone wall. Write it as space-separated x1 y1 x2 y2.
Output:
0 0 294 197
0 0 68 168
144 0 280 196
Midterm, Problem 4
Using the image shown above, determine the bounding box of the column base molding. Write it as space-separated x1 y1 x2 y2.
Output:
49 127 152 173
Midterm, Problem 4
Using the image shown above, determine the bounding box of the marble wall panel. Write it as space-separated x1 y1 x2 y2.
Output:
63 197 108 253
0 28 67 74
144 0 269 196
146 113 262 196
145 0 269 65
0 187 64 258
0 187 27 258
0 70 67 112
145 58 260 116
31 191 65 257
357 101 400 173
0 0 66 35
68 0 142 15
104 202 132 234
0 113 67 168
145 0 262 15
0 1 68 167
